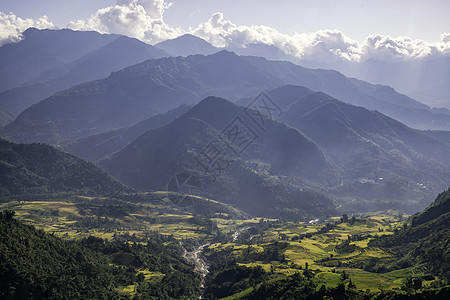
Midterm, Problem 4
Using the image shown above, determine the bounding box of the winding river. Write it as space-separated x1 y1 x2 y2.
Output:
183 243 210 279
182 227 252 298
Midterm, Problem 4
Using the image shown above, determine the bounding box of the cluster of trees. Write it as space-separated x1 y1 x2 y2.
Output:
244 271 450 300
189 215 220 235
334 240 359 254
204 241 290 271
245 272 349 300
204 265 268 299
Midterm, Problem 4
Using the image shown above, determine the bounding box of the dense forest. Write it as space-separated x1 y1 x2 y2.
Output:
0 210 201 299
369 188 450 278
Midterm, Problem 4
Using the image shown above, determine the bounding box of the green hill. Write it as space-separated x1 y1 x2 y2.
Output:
0 138 129 197
0 210 120 299
370 188 450 278
412 189 450 227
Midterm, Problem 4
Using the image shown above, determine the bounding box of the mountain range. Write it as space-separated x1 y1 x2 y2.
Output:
3 47 450 147
0 29 168 118
243 55 450 130
157 34 292 61
154 34 450 112
0 28 119 94
97 88 450 215
313 57 450 111
1 50 283 145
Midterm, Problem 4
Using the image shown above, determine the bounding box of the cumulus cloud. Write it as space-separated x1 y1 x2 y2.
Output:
2 1 449 64
441 33 450 43
191 12 361 62
439 33 450 55
0 12 55 46
192 12 284 48
360 35 444 62
292 30 362 62
191 13 361 61
68 0 180 44
191 12 450 63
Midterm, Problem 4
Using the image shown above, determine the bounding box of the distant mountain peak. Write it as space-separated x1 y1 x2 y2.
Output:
228 42 292 62
303 91 335 102
197 95 232 106
210 49 235 55
0 27 120 93
155 34 219 57
22 27 39 35
205 50 240 60
173 34 209 41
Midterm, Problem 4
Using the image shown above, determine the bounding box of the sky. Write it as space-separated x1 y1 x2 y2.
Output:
1 0 449 63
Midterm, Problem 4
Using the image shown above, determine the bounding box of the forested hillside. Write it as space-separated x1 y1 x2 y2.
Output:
0 210 201 299
0 138 129 197
370 189 450 278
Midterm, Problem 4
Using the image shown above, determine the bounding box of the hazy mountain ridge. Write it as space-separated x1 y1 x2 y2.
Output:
242 56 450 131
0 106 13 129
155 34 450 111
339 57 450 110
5 49 450 147
0 33 169 118
0 28 119 93
64 104 191 162
1 51 283 145
154 34 292 62
280 89 450 166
